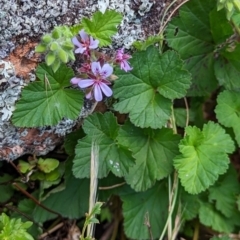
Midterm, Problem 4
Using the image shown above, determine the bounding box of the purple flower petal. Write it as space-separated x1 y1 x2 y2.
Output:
99 82 113 97
121 60 133 72
72 37 81 47
89 37 99 49
100 63 113 78
94 84 103 101
75 47 86 54
78 79 95 88
79 29 88 42
71 77 81 84
91 62 101 76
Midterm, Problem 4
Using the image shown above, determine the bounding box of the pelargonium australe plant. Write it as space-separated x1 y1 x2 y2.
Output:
8 3 240 240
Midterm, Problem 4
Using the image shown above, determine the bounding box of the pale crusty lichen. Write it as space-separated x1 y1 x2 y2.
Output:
0 0 158 58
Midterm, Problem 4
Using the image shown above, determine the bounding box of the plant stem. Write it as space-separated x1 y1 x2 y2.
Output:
159 108 179 240
193 220 199 240
12 182 61 218
159 0 190 34
168 175 172 239
183 97 190 130
87 140 99 237
159 0 179 33
159 173 179 240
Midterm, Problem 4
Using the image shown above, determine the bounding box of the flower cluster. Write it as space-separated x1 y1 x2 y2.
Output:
71 30 132 102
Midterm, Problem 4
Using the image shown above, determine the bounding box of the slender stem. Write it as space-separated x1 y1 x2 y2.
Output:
159 0 179 32
159 0 190 35
87 140 99 237
81 220 88 240
38 222 64 239
171 106 177 134
159 107 179 240
232 20 240 36
159 173 179 240
167 175 172 239
193 220 199 240
99 182 126 190
183 97 190 131
12 182 61 217
4 204 39 226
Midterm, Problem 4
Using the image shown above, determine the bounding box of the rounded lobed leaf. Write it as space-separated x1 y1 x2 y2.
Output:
113 46 191 129
215 90 240 146
174 121 235 194
82 10 123 46
117 121 181 191
37 158 59 173
12 63 83 127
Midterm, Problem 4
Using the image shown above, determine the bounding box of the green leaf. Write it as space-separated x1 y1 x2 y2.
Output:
120 182 168 239
61 41 74 51
50 42 59 51
45 52 55 66
58 48 68 63
165 0 232 96
90 202 103 216
0 213 34 240
174 108 195 128
113 46 191 129
215 44 240 91
33 174 89 222
209 9 233 44
232 12 240 27
42 34 52 44
82 10 122 46
133 35 163 50
18 160 31 174
64 128 85 156
12 63 84 127
0 174 14 203
117 121 180 191
209 165 240 218
35 44 47 53
199 203 234 233
13 198 41 238
180 189 200 220
73 112 134 179
45 169 61 181
69 24 83 36
174 121 235 194
215 90 240 146
52 28 61 39
51 59 61 72
37 158 59 173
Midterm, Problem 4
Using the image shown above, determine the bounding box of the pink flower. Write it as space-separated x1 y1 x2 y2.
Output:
72 62 113 102
115 48 132 72
72 29 99 55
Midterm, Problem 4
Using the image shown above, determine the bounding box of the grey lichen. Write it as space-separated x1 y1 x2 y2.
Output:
0 0 159 58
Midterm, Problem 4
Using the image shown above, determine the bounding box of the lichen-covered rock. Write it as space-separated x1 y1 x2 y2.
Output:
0 0 162 58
